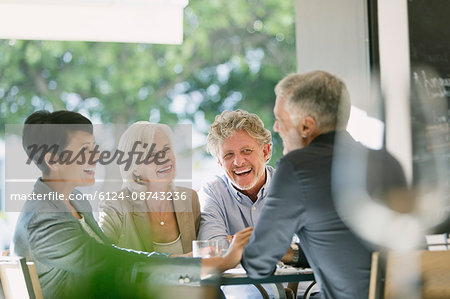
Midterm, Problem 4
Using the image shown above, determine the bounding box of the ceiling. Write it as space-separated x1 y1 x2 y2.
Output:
0 0 188 44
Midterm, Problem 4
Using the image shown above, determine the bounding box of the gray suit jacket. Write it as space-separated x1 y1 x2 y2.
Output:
242 132 406 299
12 179 201 299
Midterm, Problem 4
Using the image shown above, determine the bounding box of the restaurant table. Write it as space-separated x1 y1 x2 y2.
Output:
202 266 316 299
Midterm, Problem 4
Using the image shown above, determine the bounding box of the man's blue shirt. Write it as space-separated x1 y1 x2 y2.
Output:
198 165 274 240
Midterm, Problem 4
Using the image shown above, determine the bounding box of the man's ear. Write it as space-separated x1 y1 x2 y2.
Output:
262 143 271 162
44 152 58 171
217 158 223 167
298 116 317 138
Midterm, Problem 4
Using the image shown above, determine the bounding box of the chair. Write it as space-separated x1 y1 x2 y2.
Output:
418 250 450 298
284 281 318 299
369 252 385 299
369 250 450 299
26 263 43 299
0 256 43 299
302 281 318 299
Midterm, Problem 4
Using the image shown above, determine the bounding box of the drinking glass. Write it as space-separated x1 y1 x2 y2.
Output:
192 240 219 258
217 239 230 256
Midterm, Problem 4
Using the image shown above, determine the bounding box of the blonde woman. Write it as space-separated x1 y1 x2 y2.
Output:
99 122 200 255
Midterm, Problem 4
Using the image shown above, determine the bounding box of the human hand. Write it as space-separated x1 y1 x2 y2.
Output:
226 235 233 244
169 251 193 258
200 228 253 277
280 247 294 264
221 227 253 270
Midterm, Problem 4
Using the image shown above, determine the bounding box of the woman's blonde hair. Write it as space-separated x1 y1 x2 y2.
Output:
118 121 174 191
206 110 272 162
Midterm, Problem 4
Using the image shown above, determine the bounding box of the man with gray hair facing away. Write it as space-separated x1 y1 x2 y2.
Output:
241 71 406 299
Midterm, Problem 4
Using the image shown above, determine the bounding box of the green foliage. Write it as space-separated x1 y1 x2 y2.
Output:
0 0 296 164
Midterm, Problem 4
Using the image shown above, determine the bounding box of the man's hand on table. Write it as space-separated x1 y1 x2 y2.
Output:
281 247 295 264
200 227 253 277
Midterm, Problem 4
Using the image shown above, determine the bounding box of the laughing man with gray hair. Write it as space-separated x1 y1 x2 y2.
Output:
199 109 302 298
198 110 308 268
198 109 274 241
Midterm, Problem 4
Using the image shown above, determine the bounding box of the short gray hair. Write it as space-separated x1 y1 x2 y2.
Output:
206 110 272 162
118 121 174 191
275 71 351 132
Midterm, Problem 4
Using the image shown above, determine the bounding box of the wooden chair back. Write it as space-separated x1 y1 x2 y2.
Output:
369 250 450 299
0 256 42 299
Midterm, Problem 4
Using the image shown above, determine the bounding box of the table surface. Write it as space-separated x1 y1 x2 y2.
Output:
202 266 315 286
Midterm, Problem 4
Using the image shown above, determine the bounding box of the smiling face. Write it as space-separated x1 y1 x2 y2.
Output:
133 130 176 185
218 130 270 197
47 130 97 187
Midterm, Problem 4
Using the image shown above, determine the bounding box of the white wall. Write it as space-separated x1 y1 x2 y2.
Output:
295 0 370 112
377 0 412 183
295 0 412 182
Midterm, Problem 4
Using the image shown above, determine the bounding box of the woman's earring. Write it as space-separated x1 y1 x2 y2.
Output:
134 174 144 184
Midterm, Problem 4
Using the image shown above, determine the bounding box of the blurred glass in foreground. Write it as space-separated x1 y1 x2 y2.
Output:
333 67 448 252
332 67 449 299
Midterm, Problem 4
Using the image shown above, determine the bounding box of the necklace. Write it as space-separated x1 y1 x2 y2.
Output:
157 212 167 226
145 186 174 226
147 210 168 226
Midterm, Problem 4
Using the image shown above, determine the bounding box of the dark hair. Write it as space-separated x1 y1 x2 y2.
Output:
22 110 93 175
